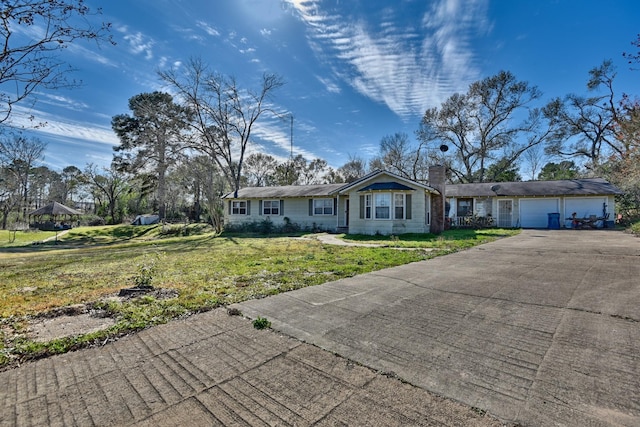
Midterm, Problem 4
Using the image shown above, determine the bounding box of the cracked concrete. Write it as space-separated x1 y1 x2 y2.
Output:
2 229 638 426
236 229 640 426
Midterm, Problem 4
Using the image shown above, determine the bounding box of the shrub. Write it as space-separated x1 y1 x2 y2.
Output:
224 218 302 235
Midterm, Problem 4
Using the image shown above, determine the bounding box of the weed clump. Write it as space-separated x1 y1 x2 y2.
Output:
252 316 271 330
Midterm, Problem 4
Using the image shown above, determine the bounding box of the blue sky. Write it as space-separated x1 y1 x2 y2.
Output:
10 0 640 172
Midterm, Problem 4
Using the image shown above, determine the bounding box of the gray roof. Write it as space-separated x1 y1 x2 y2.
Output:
28 201 83 216
336 169 437 194
222 183 346 199
445 178 623 198
223 170 439 200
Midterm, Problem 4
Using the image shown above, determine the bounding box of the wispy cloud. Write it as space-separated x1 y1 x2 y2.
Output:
196 21 221 37
251 115 317 160
10 106 118 148
315 75 341 93
34 93 90 111
288 0 488 118
118 26 155 59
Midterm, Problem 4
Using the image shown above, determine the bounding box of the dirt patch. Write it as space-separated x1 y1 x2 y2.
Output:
29 313 115 343
26 288 179 343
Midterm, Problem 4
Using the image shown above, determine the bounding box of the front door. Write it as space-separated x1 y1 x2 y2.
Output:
345 199 350 226
498 199 513 228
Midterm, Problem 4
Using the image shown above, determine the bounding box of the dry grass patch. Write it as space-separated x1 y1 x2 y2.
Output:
0 225 518 368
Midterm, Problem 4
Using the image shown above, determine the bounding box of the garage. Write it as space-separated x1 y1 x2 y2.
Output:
519 198 559 228
565 197 607 218
564 197 607 227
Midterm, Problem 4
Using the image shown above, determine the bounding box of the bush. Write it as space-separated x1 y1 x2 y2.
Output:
84 215 106 226
223 218 303 235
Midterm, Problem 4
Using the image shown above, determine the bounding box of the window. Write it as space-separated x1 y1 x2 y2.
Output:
313 198 333 215
232 201 247 215
375 193 391 219
394 193 405 219
457 198 473 216
361 192 410 220
263 200 280 215
365 194 372 219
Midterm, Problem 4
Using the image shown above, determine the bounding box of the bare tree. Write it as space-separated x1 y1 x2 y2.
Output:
337 154 367 183
82 163 129 224
0 0 113 125
173 155 226 231
544 61 623 170
0 132 46 219
522 145 546 181
0 165 20 228
418 71 552 183
159 58 284 196
299 158 328 185
243 152 278 186
375 132 430 181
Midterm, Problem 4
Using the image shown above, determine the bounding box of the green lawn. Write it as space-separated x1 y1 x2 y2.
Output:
0 224 519 367
0 229 58 246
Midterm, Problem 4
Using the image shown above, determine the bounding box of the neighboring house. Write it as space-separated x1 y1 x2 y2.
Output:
222 168 623 234
222 169 443 235
446 178 623 229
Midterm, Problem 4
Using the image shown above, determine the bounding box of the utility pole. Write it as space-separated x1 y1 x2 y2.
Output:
276 111 294 184
289 114 293 160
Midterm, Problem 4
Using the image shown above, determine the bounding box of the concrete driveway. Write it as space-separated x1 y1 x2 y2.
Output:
236 229 640 426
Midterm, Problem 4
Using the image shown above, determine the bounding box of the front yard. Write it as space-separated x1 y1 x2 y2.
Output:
0 224 519 369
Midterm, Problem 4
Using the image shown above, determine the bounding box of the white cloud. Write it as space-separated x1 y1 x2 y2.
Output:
34 93 90 111
260 28 272 36
288 0 488 118
251 116 317 160
122 31 155 60
196 21 221 37
9 106 118 147
315 75 341 94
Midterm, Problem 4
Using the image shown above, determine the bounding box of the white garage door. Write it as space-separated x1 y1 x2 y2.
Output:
565 197 606 220
520 198 559 228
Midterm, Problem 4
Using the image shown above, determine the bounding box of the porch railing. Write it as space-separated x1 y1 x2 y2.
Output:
451 215 495 228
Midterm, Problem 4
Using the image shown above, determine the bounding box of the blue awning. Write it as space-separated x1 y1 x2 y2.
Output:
358 182 415 191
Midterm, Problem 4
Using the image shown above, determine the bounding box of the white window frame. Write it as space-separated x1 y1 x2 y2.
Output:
365 192 408 220
374 193 391 219
262 200 280 215
313 198 333 215
394 193 405 220
365 194 372 219
232 200 247 215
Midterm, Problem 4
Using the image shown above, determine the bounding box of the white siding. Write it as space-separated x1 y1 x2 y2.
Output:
225 198 338 231
346 176 432 235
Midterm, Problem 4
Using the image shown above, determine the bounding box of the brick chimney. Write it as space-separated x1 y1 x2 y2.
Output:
429 165 446 234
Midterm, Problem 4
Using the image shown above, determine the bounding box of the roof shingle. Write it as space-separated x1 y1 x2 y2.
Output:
445 178 623 197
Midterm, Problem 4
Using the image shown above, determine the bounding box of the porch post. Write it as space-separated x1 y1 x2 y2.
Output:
429 165 446 234
336 194 339 230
